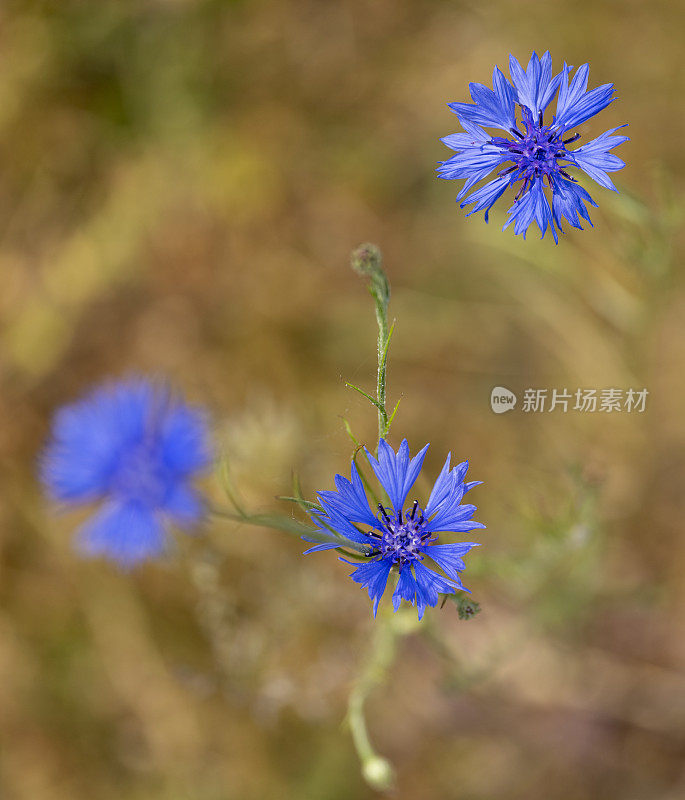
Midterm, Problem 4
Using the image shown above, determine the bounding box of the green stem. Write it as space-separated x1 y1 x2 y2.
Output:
349 242 392 451
374 293 389 447
346 244 409 788
209 505 319 538
347 609 399 791
188 544 235 683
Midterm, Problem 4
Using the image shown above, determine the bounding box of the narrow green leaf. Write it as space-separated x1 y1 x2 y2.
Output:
278 495 322 512
211 508 317 537
341 416 361 448
384 398 401 436
345 382 387 416
380 320 395 369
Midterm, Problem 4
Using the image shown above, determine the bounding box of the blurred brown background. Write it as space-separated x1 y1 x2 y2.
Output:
1 1 685 798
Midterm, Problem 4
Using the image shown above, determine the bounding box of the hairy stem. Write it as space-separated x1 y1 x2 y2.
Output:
350 243 391 451
374 291 390 447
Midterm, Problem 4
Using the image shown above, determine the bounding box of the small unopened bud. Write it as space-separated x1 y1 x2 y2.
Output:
350 243 382 276
350 243 389 308
362 755 395 791
456 597 481 620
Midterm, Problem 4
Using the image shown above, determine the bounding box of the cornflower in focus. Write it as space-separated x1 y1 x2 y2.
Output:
438 51 628 241
40 377 212 567
304 439 484 618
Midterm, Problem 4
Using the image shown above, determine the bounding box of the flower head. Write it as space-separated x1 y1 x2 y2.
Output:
304 439 484 619
40 376 212 567
438 52 628 241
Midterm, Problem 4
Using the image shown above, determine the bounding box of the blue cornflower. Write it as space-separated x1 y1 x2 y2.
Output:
40 377 212 567
304 439 484 619
438 52 628 241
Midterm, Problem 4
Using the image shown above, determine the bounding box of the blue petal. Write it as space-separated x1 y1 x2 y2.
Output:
437 134 511 204
302 542 342 554
392 564 417 611
508 51 564 117
425 454 470 517
554 63 615 131
40 384 138 502
158 399 212 477
413 561 457 620
491 65 518 124
440 120 491 151
344 557 394 616
503 178 558 243
447 65 517 131
551 177 597 231
424 453 455 516
161 484 204 527
452 461 470 484
535 52 566 115
310 503 375 546
437 146 506 182
424 500 484 534
40 377 211 509
364 439 429 513
570 125 628 191
75 500 167 567
426 542 480 583
438 142 511 204
316 462 377 528
460 174 513 222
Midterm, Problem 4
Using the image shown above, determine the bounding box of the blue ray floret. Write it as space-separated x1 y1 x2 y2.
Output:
438 52 628 241
303 439 484 619
40 376 212 567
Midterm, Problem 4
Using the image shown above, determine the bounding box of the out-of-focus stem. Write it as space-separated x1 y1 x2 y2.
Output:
347 608 399 792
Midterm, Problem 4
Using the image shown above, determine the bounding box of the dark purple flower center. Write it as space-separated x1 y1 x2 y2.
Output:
371 502 436 566
490 106 579 197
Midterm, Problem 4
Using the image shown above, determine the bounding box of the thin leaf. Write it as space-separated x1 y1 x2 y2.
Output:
278 495 322 512
351 445 382 508
211 508 317 538
380 320 396 370
345 382 387 417
341 416 361 448
384 398 401 436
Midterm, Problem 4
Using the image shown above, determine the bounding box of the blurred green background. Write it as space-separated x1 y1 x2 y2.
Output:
2 1 685 798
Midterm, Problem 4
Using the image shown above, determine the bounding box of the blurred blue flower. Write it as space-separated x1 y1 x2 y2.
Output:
438 52 628 241
304 439 484 619
40 377 212 567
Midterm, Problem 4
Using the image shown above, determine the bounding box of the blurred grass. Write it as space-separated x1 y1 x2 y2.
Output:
1 1 685 798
